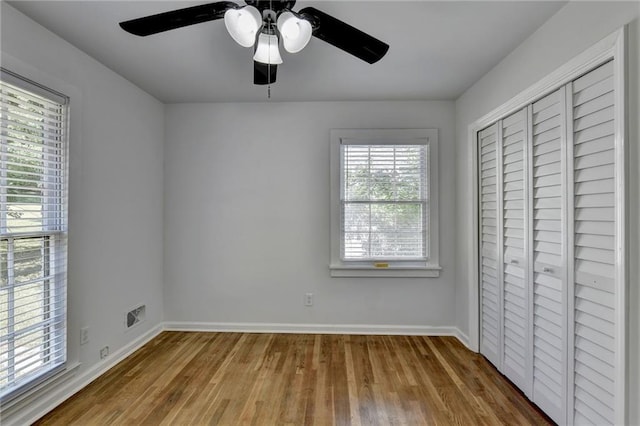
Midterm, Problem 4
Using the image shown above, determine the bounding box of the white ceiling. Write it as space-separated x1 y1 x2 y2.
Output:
8 1 566 103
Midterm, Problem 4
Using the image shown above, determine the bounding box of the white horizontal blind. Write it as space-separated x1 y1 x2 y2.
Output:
531 88 566 424
500 108 529 393
478 123 501 367
0 71 68 402
341 142 427 260
570 60 617 426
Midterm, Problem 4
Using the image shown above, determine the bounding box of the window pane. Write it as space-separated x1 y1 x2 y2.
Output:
344 145 426 202
3 83 64 234
342 143 428 261
343 202 425 260
0 240 7 287
13 238 45 284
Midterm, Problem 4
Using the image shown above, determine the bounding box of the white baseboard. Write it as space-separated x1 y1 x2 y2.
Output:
8 322 469 425
454 328 470 349
4 324 163 426
163 321 464 339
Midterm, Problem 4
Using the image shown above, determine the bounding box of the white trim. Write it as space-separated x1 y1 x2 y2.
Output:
467 26 624 352
612 27 627 426
163 321 462 337
0 362 80 412
468 124 480 352
454 328 470 349
2 325 163 426
329 265 441 278
563 83 574 426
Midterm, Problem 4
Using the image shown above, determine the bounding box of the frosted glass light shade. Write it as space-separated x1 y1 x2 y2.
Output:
253 33 283 65
224 6 262 47
276 11 312 53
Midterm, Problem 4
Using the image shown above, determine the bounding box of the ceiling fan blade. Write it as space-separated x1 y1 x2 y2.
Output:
254 62 278 85
120 1 238 36
298 7 389 64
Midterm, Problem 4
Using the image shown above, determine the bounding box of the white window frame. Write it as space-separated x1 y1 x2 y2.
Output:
330 129 440 278
0 68 69 405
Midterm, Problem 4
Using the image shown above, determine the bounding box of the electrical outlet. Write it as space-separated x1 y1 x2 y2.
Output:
100 346 109 359
80 327 89 345
304 293 313 307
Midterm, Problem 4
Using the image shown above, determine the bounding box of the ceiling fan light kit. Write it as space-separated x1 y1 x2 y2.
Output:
119 0 389 85
223 5 262 47
277 11 312 53
253 31 283 65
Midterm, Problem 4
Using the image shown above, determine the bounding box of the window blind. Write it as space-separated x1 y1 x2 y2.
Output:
0 70 68 403
340 142 428 260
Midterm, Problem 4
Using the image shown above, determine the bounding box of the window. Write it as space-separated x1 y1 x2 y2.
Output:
0 69 68 403
330 129 440 277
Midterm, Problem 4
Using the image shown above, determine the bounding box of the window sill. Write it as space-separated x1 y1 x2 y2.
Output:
1 362 81 415
330 264 442 278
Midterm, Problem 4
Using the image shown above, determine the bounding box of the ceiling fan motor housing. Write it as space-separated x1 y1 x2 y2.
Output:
245 0 296 14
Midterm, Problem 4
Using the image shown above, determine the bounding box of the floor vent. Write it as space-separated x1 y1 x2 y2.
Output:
126 305 146 329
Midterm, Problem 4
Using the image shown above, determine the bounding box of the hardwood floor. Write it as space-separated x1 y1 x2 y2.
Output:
36 332 553 425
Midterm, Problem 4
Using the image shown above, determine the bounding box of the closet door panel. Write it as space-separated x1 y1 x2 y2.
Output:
479 123 501 367
570 60 617 426
500 109 529 392
531 88 566 424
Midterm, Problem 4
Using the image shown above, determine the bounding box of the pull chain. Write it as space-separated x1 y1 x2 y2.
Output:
268 31 271 99
267 0 273 99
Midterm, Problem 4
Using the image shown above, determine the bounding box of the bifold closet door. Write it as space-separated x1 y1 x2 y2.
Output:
478 58 623 425
499 109 530 393
569 59 618 425
479 123 501 368
530 88 567 424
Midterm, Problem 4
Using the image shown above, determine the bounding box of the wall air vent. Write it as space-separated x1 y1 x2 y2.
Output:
126 304 146 329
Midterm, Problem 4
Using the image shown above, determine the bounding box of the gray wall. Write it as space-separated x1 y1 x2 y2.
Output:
454 2 640 422
1 3 165 421
163 101 457 329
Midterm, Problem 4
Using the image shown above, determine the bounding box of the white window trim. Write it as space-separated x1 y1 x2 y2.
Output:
330 129 440 278
0 67 69 405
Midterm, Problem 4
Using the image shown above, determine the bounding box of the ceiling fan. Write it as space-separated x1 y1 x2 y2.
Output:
119 0 389 85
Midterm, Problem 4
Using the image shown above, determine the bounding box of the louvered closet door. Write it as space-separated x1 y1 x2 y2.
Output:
500 109 530 393
569 60 618 426
479 123 501 368
530 88 567 424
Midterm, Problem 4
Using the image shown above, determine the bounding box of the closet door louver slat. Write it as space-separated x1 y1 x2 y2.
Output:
570 60 617 426
500 109 530 393
479 123 501 368
531 88 566 424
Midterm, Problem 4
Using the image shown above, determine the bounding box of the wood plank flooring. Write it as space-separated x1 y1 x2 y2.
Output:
36 332 553 425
